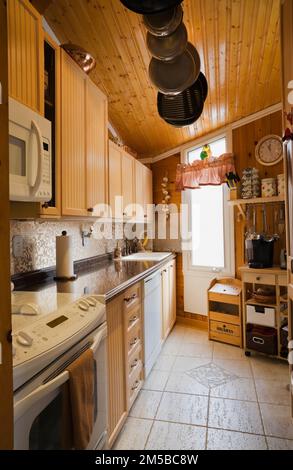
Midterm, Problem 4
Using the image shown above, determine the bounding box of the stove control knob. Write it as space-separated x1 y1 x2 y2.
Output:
17 331 34 347
86 297 96 307
78 300 89 311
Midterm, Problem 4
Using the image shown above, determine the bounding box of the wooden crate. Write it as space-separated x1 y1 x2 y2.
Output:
208 278 243 347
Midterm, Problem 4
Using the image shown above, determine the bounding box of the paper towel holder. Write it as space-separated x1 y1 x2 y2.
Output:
54 230 78 282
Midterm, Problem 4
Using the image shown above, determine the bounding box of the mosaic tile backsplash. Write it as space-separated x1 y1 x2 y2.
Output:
10 220 124 275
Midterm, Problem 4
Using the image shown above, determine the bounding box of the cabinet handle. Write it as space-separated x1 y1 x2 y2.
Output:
130 337 138 347
42 202 49 209
131 380 140 391
256 276 261 281
129 315 138 325
124 293 138 303
87 207 94 213
130 358 138 369
123 212 127 216
144 214 147 218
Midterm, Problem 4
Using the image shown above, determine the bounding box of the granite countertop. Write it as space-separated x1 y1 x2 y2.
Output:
16 253 176 303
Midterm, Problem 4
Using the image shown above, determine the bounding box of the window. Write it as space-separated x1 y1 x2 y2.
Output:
185 136 233 272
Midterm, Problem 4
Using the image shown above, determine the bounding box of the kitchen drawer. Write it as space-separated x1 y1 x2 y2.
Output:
242 272 275 286
126 322 141 356
126 304 141 332
246 304 275 327
278 275 288 286
123 283 141 312
128 364 143 409
128 343 142 377
210 320 240 337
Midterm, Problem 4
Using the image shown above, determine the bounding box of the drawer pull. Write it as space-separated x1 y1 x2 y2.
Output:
252 336 265 345
130 358 138 369
129 315 138 325
131 380 140 391
256 277 261 281
130 337 138 347
124 293 138 303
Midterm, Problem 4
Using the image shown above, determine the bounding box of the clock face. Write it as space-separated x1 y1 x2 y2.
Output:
255 135 283 166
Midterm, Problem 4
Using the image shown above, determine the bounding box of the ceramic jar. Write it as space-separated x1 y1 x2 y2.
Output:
277 174 285 197
261 178 277 197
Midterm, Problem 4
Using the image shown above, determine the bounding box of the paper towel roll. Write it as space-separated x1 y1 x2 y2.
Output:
55 231 76 280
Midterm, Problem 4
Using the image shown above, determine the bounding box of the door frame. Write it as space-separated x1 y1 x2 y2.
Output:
0 0 13 449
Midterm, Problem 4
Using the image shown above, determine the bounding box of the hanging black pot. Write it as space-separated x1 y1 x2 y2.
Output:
143 5 183 37
120 0 183 15
147 23 187 61
149 42 200 95
197 72 208 102
163 115 199 127
157 76 205 124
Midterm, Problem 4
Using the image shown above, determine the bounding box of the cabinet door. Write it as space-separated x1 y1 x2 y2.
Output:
109 141 122 218
169 260 177 329
161 267 170 341
107 295 127 448
86 80 108 217
143 166 153 222
135 160 145 221
8 0 44 114
40 33 61 217
122 151 135 218
61 50 87 216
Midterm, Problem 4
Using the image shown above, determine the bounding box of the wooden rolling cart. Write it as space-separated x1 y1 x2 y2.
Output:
208 278 243 347
240 266 288 360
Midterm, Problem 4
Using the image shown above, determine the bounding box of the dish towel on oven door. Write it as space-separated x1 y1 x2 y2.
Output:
65 348 95 449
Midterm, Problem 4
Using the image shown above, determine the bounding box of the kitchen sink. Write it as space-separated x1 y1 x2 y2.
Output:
120 252 172 261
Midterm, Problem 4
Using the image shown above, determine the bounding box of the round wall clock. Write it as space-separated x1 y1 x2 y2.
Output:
255 134 283 166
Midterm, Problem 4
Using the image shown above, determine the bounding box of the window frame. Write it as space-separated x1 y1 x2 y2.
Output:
181 129 235 277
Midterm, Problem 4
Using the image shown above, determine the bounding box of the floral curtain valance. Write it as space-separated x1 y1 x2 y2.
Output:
175 153 235 191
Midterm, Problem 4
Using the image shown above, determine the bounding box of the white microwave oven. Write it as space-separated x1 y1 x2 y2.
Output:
9 98 52 202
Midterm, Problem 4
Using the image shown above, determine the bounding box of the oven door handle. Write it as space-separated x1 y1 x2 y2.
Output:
90 323 107 355
14 370 69 421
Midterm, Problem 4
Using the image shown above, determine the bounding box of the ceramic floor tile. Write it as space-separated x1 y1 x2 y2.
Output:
208 397 263 434
129 390 162 420
184 328 210 344
113 418 153 450
250 356 289 381
186 363 237 389
267 437 293 450
153 355 176 372
165 371 209 396
172 356 210 373
260 403 293 439
179 342 213 359
210 378 257 402
255 379 290 406
156 392 209 426
213 358 253 378
142 370 170 392
146 421 206 450
161 339 181 356
207 428 267 450
213 342 248 360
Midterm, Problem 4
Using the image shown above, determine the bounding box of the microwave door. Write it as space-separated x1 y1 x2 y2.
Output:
28 119 43 197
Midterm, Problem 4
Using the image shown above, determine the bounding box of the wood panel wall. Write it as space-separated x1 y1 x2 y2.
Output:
0 0 13 449
233 111 284 277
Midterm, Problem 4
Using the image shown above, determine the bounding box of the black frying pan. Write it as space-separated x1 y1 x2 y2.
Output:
120 0 183 15
197 72 208 102
143 5 183 37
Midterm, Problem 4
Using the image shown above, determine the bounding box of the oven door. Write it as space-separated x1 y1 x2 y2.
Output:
14 323 107 450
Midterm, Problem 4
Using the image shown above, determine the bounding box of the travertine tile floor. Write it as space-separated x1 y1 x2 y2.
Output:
114 324 293 450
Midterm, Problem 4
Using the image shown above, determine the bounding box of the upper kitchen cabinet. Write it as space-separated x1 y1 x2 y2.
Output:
61 50 108 217
135 160 153 222
121 151 135 218
7 0 44 114
40 33 61 217
86 80 108 218
61 50 87 217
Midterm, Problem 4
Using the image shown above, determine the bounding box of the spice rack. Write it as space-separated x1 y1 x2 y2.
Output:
208 278 243 347
240 266 288 360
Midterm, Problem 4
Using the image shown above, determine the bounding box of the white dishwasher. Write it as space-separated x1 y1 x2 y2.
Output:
143 272 162 378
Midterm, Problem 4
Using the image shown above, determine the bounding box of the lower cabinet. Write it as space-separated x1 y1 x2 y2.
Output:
161 259 177 341
106 282 143 448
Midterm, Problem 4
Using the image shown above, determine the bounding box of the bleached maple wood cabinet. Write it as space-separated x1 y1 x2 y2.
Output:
7 0 44 114
121 151 135 218
161 259 177 341
134 159 153 222
61 50 108 217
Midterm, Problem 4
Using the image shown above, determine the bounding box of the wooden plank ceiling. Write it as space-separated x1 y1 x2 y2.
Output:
44 0 281 158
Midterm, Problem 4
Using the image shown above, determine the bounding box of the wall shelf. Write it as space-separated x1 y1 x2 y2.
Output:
228 195 285 219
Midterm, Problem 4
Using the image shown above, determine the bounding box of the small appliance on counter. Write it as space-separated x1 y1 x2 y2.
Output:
247 236 275 269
